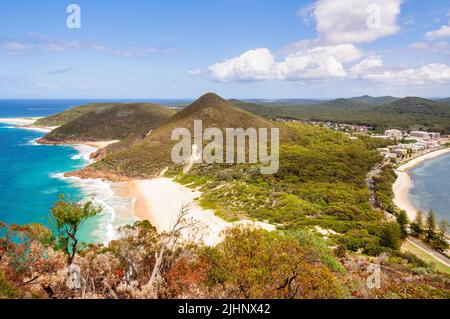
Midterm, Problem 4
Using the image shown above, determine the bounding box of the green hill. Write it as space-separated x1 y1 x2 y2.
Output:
373 97 450 116
39 102 176 143
232 96 450 133
84 93 274 178
438 97 450 106
348 95 400 105
34 103 121 126
321 98 369 109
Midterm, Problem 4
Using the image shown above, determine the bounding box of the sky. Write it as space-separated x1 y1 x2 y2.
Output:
0 0 449 99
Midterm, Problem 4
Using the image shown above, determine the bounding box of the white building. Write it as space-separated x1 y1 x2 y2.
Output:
384 129 403 140
410 131 441 140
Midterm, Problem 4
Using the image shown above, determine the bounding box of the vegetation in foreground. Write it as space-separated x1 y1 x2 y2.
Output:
0 199 449 299
18 92 449 299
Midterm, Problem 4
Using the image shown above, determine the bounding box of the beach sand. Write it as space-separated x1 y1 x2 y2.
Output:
393 148 450 220
0 117 42 126
127 178 275 246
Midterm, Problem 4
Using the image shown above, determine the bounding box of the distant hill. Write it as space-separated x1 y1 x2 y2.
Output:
321 98 369 109
232 96 450 133
373 97 450 116
35 103 121 127
348 95 400 105
242 98 325 105
82 93 275 179
39 103 176 143
439 97 450 105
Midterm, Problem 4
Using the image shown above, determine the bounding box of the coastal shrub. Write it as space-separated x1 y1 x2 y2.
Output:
390 251 429 269
338 229 379 252
202 227 345 299
373 165 397 210
380 222 402 250
0 273 19 299
362 244 386 256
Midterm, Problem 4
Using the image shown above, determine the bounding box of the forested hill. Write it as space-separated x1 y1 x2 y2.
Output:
84 93 275 178
38 103 176 143
35 102 121 127
232 96 450 133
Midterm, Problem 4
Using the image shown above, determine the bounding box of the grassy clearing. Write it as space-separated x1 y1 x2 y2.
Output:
402 241 450 275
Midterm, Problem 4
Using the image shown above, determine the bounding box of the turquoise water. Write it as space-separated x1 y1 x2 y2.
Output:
0 99 143 243
409 153 450 223
0 123 137 243
0 123 83 231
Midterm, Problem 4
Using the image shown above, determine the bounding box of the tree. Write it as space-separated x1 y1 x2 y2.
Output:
50 195 100 265
380 222 401 250
425 211 436 243
438 220 448 241
410 211 424 237
396 211 409 239
431 220 450 252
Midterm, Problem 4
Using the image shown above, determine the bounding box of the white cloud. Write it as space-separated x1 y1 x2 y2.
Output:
113 47 170 58
277 45 362 80
350 56 450 85
425 25 450 39
312 0 402 44
209 48 276 81
209 45 362 82
349 56 384 76
403 17 415 26
187 68 202 76
208 1 450 87
35 82 59 89
0 34 170 58
409 41 450 55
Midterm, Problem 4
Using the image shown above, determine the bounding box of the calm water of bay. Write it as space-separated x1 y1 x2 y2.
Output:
409 153 450 222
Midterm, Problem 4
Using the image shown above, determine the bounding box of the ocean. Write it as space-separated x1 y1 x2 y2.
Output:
0 99 186 243
409 153 450 223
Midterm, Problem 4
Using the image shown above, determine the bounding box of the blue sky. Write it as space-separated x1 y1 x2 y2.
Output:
0 0 449 99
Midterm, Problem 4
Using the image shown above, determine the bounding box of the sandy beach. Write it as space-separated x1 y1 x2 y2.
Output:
0 117 42 125
393 148 450 220
127 178 275 246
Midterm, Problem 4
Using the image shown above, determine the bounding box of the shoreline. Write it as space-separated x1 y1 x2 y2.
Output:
392 147 450 221
0 117 129 243
126 178 275 246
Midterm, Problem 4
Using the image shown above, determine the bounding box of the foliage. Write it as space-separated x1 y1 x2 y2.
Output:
201 227 344 299
0 272 20 299
50 195 100 265
41 102 175 142
425 211 436 243
373 165 397 211
234 97 450 133
396 211 409 239
380 222 401 250
410 212 424 237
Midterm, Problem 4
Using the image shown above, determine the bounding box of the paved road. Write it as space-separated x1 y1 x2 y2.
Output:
407 237 450 268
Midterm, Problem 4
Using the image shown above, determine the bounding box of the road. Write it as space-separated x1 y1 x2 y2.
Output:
406 237 450 268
